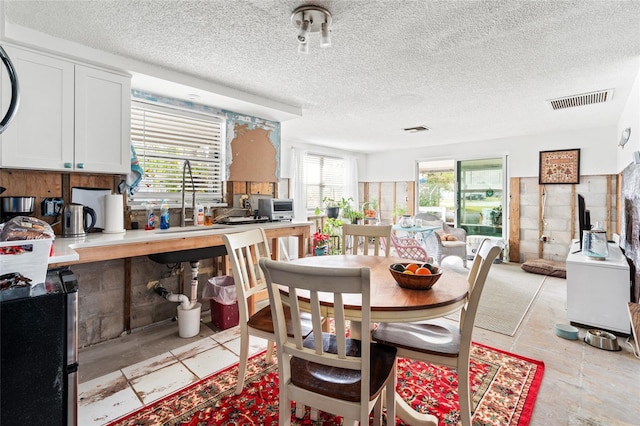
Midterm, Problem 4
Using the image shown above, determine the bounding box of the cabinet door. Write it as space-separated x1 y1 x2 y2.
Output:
74 65 131 174
0 46 74 170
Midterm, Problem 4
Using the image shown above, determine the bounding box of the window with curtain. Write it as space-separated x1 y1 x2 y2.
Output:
130 100 225 206
302 152 345 211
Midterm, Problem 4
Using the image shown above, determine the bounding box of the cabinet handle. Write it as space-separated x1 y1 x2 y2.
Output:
64 162 72 168
77 163 85 169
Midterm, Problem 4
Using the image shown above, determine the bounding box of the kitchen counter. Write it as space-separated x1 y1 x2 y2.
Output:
49 221 311 266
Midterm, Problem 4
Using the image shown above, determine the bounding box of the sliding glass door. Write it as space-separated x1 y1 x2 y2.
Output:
457 158 504 238
417 157 505 238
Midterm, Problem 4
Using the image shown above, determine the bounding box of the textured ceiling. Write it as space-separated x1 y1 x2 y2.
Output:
4 0 640 153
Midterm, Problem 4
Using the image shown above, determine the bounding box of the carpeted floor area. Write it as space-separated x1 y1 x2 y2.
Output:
447 261 560 336
107 342 545 426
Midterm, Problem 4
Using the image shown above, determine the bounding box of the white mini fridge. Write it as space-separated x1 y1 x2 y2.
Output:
566 241 631 334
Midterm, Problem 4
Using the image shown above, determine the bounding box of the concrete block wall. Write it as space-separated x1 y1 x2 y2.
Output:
75 257 216 348
518 175 618 263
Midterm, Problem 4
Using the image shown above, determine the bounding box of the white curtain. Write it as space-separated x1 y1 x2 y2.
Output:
343 155 359 209
290 147 308 222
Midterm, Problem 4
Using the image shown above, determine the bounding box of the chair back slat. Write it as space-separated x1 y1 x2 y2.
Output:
223 228 271 323
260 258 370 373
341 223 392 257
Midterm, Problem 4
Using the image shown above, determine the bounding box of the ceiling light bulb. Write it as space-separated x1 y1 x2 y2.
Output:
298 41 309 54
297 19 310 43
320 22 331 47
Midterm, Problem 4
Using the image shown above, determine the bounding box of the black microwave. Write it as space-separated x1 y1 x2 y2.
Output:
258 198 294 221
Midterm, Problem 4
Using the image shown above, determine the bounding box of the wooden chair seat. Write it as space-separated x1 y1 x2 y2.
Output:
372 319 459 357
291 333 397 403
247 304 314 338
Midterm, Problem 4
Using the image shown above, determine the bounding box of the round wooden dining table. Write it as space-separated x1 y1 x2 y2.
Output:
289 254 469 323
286 254 470 426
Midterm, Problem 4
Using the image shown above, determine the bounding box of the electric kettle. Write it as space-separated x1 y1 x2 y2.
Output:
62 203 96 237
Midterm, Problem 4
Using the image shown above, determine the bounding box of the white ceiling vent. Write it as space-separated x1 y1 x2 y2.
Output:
403 125 430 133
547 89 614 110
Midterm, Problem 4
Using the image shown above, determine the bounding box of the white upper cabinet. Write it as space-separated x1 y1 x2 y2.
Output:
0 45 131 173
74 65 130 173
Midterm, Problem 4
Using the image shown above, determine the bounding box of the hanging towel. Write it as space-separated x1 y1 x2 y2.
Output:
118 145 144 195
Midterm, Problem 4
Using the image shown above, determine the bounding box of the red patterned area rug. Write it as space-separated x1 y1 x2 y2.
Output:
108 342 544 426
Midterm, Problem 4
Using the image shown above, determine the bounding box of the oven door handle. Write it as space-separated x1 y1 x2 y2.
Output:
0 44 20 135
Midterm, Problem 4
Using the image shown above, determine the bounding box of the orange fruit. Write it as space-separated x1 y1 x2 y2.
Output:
415 267 432 275
404 263 419 273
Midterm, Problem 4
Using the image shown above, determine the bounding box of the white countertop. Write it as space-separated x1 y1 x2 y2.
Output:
566 240 629 270
49 221 311 265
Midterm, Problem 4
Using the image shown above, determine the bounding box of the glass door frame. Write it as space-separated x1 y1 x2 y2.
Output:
415 154 508 240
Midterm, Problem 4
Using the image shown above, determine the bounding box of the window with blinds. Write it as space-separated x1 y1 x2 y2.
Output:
130 101 224 206
302 153 344 211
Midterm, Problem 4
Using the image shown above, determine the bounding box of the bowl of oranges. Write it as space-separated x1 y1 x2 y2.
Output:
389 262 442 290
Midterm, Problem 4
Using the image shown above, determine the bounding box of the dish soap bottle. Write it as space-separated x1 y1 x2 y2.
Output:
145 203 156 230
160 199 170 230
194 203 205 226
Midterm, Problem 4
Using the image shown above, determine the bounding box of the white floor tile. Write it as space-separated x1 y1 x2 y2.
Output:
78 371 142 426
222 335 270 357
121 351 177 380
182 344 239 378
170 336 221 360
210 325 241 344
130 362 198 404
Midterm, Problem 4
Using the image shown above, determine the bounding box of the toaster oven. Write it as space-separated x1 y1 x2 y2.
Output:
258 198 294 221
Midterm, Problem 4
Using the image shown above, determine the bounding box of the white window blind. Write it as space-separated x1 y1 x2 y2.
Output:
302 153 344 210
130 101 224 205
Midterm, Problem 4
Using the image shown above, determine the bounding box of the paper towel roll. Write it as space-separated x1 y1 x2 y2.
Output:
103 194 125 233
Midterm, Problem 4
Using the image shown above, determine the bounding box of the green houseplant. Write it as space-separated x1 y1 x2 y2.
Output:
323 197 340 219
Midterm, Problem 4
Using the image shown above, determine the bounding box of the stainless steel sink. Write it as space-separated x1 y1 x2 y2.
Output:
148 245 227 264
153 225 230 234
149 225 231 263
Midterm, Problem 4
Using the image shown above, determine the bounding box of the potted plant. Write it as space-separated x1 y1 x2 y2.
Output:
322 217 343 254
312 231 330 256
323 197 340 219
393 205 407 223
337 197 362 223
345 209 364 223
490 205 502 225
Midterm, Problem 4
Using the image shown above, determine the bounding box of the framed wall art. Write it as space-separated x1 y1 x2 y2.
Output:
539 148 580 184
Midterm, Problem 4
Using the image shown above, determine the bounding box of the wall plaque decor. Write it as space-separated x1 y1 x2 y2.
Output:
539 148 580 184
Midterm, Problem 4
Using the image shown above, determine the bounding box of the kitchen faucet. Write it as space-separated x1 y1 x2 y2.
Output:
181 159 196 227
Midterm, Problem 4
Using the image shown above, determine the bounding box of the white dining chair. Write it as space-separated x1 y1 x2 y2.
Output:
259 257 397 426
372 238 501 426
222 228 316 395
341 223 392 257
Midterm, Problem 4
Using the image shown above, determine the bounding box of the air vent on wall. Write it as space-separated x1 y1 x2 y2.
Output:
403 125 430 133
547 89 614 110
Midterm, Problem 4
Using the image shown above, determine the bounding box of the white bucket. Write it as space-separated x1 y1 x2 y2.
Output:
177 302 202 338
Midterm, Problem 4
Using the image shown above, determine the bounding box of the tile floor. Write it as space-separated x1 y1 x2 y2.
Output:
79 259 640 425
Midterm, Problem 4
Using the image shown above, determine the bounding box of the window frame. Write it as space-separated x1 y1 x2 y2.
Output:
128 99 226 208
301 152 345 213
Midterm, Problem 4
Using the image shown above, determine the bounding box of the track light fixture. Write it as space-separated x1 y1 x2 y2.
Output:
291 5 332 53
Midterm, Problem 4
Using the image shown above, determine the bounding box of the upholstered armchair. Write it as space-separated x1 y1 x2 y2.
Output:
415 213 468 267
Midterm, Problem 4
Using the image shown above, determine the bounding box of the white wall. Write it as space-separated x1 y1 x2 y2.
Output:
361 126 618 182
617 61 640 172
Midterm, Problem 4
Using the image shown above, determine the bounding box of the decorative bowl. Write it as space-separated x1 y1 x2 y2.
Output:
389 263 442 290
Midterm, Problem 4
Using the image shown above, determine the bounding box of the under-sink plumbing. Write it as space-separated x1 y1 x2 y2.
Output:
147 280 191 310
147 259 200 309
